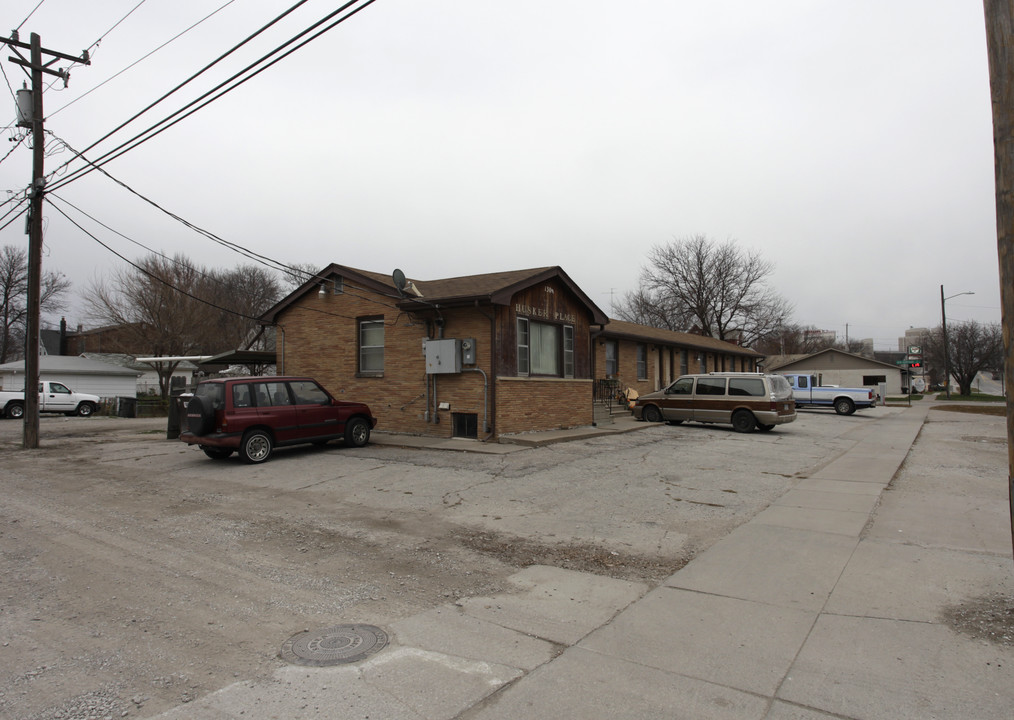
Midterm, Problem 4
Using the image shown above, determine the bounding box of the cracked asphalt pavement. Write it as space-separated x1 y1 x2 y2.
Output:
0 409 887 719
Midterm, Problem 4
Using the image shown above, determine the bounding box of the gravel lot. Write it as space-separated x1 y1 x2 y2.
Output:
0 409 896 719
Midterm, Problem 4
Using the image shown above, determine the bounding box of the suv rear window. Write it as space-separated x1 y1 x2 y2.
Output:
289 380 329 405
252 382 291 407
195 382 225 410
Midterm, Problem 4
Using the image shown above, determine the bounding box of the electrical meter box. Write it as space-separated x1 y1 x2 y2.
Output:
460 338 476 365
425 339 461 374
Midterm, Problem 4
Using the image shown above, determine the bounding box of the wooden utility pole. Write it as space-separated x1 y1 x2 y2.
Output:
982 1 1014 560
2 32 89 448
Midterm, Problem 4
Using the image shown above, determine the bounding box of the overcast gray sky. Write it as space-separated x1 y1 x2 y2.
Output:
1 0 1001 350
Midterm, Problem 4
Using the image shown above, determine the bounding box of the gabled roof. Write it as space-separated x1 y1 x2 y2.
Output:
261 264 609 325
762 348 902 372
600 319 764 357
0 355 141 377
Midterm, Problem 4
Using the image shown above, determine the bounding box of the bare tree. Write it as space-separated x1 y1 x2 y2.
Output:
613 288 694 330
923 320 1003 396
753 324 839 357
633 235 793 346
84 254 283 398
0 244 71 363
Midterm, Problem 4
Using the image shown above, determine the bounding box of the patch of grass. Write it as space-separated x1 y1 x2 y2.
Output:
932 404 1005 417
886 394 923 403
938 392 1005 402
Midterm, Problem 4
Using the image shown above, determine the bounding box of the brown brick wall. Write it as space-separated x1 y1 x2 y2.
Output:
496 377 593 435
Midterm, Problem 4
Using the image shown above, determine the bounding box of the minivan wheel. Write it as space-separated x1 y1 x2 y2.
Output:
240 430 273 463
344 417 371 447
732 410 757 433
642 405 663 423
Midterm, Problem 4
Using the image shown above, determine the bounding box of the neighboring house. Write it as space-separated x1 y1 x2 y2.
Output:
261 264 610 439
0 355 141 398
595 319 763 397
762 348 904 396
81 353 199 395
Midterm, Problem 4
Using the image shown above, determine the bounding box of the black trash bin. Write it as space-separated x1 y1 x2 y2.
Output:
116 396 137 418
167 393 192 440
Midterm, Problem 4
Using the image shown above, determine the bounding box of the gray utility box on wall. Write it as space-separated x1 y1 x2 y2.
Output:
424 338 477 374
425 339 461 374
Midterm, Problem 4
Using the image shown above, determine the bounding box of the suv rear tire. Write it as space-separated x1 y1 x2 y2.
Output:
240 429 273 463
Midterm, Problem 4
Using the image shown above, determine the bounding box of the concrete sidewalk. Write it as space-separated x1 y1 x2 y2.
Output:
155 403 1014 720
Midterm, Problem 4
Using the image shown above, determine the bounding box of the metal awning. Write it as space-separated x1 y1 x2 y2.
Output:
198 350 277 366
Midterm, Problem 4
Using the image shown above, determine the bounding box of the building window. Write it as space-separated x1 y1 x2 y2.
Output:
605 340 618 377
863 375 887 385
698 353 706 373
517 318 530 375
530 322 560 375
680 349 688 376
563 325 574 378
517 318 572 377
636 344 647 380
358 317 384 375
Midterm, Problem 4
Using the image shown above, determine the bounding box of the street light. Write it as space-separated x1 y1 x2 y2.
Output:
940 285 975 399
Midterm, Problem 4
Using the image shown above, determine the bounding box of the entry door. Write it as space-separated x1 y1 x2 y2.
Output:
659 377 694 421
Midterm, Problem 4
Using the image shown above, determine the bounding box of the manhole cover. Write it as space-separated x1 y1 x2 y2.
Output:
280 624 389 666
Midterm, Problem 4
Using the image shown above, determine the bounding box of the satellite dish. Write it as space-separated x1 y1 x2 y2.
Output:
392 269 407 296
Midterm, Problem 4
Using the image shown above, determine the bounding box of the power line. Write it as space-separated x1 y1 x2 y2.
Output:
87 0 148 55
48 0 379 193
14 1 47 34
48 199 263 323
46 0 316 189
43 131 403 314
48 0 238 120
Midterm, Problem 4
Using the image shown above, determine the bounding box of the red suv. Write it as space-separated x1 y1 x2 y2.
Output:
180 376 377 463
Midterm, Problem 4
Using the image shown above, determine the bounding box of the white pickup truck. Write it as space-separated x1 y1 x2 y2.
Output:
0 381 101 419
780 374 876 415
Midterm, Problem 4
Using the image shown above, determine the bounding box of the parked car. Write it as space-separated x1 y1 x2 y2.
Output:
632 372 796 433
180 376 377 463
1 381 101 419
779 374 875 415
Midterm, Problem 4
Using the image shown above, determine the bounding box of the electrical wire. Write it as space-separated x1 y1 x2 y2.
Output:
86 0 148 55
48 0 238 120
47 195 397 325
0 201 28 233
48 199 265 323
46 0 316 190
44 131 400 313
14 1 47 34
49 0 380 193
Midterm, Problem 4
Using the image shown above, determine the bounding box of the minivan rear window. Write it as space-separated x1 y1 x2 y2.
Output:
728 378 765 397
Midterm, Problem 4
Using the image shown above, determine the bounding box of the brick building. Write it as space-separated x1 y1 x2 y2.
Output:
595 319 764 399
261 264 763 440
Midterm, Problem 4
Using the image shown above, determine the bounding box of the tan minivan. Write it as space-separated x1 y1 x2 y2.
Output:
632 372 796 433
